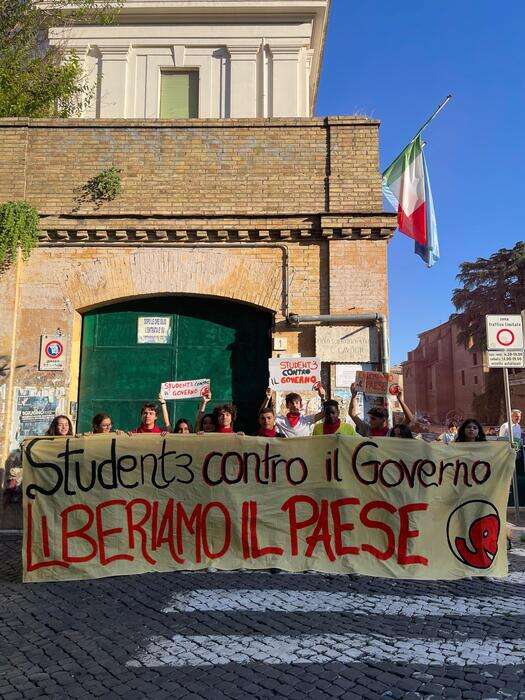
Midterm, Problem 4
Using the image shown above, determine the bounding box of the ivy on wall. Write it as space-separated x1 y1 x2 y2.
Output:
0 201 39 266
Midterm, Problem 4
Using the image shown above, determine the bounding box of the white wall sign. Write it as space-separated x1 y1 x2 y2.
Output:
39 335 65 371
486 315 524 350
269 357 321 389
160 379 210 400
137 316 172 344
315 326 378 363
487 350 525 368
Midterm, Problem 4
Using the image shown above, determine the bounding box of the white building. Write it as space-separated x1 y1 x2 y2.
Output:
51 0 330 119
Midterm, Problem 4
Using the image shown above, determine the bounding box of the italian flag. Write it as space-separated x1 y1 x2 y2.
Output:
382 135 439 267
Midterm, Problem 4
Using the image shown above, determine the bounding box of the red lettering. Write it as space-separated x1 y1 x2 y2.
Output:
126 499 156 565
359 501 396 561
305 499 335 561
201 502 231 559
26 502 68 572
330 498 360 556
398 503 428 566
176 503 202 563
155 499 184 564
61 504 97 563
281 495 319 556
96 499 133 566
249 501 284 558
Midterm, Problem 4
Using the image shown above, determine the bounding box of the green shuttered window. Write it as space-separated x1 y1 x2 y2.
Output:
159 70 199 119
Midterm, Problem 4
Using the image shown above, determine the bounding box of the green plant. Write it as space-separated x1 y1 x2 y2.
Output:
0 201 39 265
84 167 122 202
0 1 122 118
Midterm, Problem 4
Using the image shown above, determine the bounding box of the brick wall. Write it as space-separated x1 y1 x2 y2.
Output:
0 117 382 218
0 116 395 461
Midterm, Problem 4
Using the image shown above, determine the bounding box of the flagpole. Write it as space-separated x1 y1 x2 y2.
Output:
411 94 453 142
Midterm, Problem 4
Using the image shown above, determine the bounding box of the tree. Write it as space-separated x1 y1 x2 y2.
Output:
0 1 121 118
451 241 525 423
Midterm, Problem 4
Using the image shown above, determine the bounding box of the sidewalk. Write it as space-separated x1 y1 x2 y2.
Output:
1 533 524 699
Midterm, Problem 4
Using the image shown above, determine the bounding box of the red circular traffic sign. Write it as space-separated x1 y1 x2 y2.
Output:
45 340 64 359
496 328 515 347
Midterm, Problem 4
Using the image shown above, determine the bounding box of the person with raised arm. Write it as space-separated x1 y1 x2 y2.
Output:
261 383 326 437
349 384 415 437
195 387 215 432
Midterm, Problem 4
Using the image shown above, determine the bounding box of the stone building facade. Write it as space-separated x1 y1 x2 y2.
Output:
0 116 395 460
401 320 489 424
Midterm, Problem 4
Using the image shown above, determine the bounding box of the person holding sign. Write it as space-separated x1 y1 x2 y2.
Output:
313 400 356 436
349 384 415 437
261 383 326 437
195 388 215 432
212 404 239 434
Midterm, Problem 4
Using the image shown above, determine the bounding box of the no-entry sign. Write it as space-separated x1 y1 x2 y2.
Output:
486 315 524 351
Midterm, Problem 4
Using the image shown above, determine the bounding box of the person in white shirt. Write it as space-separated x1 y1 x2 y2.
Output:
499 409 522 445
261 383 326 437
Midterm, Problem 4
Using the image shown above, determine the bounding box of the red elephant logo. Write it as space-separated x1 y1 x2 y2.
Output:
447 501 501 570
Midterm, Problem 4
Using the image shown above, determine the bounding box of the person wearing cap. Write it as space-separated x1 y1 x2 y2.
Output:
349 384 415 437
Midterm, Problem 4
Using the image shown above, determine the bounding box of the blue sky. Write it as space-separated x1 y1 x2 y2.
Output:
316 0 524 365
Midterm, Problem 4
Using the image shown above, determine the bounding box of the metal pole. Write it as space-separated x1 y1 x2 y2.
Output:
503 368 520 524
411 94 453 142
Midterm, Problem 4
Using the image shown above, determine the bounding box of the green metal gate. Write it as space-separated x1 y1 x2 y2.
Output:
77 296 271 434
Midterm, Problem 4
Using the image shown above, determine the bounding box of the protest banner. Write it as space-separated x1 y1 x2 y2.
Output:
23 435 514 583
160 379 210 400
355 371 401 397
269 357 321 389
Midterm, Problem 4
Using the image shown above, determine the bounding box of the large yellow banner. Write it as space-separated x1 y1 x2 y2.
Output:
22 434 515 582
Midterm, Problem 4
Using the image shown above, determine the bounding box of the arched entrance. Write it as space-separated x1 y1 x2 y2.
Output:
77 296 272 433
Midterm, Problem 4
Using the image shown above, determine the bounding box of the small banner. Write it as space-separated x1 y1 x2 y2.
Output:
269 357 321 389
355 371 401 397
22 435 515 583
160 379 210 400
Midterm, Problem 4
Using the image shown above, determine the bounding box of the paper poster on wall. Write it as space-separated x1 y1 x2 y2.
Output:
269 357 321 389
160 379 210 400
137 316 172 344
10 387 65 450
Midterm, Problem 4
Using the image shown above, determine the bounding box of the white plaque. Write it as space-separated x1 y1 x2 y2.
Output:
316 326 378 362
487 350 525 368
137 316 172 344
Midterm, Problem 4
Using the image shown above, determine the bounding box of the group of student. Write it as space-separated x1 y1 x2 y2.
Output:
44 383 494 445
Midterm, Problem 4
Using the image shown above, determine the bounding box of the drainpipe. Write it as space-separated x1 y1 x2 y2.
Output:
287 312 390 372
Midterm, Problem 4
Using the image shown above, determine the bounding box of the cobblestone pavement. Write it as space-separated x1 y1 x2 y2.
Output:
1 534 525 699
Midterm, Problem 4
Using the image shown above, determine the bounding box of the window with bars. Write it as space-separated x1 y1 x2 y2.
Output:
159 70 199 119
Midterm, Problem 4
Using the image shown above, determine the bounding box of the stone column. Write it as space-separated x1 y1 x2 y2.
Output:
98 45 130 118
268 45 301 117
228 44 260 118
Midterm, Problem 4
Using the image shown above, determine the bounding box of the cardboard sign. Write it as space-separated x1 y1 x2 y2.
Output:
22 435 515 583
161 379 210 400
269 357 321 389
39 335 65 371
355 371 400 397
137 316 172 344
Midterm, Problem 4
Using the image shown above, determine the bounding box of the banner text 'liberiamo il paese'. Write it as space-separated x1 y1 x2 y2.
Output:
22 435 515 582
